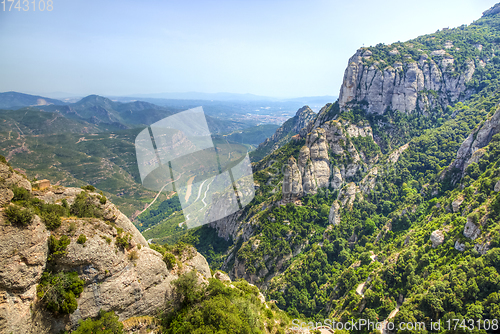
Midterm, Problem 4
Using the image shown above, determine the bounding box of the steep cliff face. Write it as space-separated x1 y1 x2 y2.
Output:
451 106 500 174
0 170 211 334
338 47 475 114
282 118 377 201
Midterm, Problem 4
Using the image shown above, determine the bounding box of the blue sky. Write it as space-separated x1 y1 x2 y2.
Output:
0 0 497 98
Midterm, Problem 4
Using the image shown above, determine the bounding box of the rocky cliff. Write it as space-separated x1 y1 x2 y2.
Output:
0 164 212 334
252 106 316 161
338 45 476 114
282 118 377 201
451 106 500 174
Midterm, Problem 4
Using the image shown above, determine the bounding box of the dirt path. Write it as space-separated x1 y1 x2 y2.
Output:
184 176 196 202
381 301 402 334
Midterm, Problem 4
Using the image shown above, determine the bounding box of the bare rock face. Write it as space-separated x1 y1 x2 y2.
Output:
430 230 445 248
282 156 303 201
452 196 464 213
328 201 341 225
0 214 49 334
452 106 500 173
463 217 481 240
495 180 500 192
282 118 376 200
0 163 31 206
455 240 466 252
338 182 361 207
339 48 475 114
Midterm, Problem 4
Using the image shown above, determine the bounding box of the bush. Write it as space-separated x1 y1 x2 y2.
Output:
128 250 139 261
41 211 61 230
115 233 131 250
72 309 124 334
81 185 96 192
70 192 103 218
11 186 30 202
99 195 107 205
163 252 177 270
77 234 87 245
4 205 34 226
36 271 84 315
61 198 69 209
48 235 71 261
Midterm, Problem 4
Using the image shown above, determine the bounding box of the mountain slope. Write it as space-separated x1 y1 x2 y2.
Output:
167 3 500 328
251 105 316 161
0 91 66 109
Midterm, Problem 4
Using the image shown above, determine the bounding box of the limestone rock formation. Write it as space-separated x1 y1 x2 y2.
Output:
463 217 481 240
0 170 211 333
338 47 475 114
282 118 376 200
282 156 303 201
256 105 316 158
455 240 466 252
452 106 500 173
430 230 445 248
328 201 341 225
338 182 361 207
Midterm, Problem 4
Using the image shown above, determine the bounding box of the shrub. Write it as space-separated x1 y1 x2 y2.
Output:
61 198 69 209
41 211 61 230
77 234 87 245
72 309 124 334
81 185 96 192
70 192 103 218
128 250 139 261
4 205 34 226
101 235 112 244
48 235 71 261
99 195 107 205
36 271 84 315
11 186 30 202
163 252 177 270
68 221 77 233
115 233 131 250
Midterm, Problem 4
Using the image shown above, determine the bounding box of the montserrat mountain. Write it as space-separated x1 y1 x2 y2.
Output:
205 6 500 316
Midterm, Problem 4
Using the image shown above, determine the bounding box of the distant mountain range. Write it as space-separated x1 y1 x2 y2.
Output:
0 91 67 109
114 91 336 103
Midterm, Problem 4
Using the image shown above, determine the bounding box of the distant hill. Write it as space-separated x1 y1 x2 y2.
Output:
0 91 66 109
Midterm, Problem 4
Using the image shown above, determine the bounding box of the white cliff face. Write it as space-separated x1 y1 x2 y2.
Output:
338 48 475 114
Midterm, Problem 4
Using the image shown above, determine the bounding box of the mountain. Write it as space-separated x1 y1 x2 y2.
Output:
158 3 500 327
0 91 66 109
250 105 316 161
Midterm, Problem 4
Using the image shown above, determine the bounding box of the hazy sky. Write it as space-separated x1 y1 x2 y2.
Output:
0 0 497 98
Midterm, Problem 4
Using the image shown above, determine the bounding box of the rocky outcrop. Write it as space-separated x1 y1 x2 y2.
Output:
430 230 445 248
455 240 466 252
463 217 481 240
452 106 500 173
0 173 211 333
328 201 341 225
338 182 361 207
339 47 475 114
283 119 376 200
282 157 303 201
452 196 464 213
255 106 316 159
